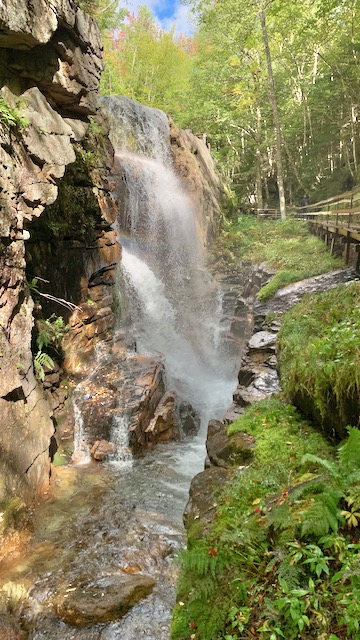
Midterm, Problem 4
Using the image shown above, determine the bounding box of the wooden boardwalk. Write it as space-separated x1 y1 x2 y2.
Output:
254 188 360 270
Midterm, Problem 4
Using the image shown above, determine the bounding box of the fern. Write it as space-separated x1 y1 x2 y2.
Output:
34 351 54 382
36 314 68 352
338 427 360 475
301 454 340 480
301 489 341 538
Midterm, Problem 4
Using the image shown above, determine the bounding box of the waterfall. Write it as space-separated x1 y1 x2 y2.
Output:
72 396 91 465
108 96 236 424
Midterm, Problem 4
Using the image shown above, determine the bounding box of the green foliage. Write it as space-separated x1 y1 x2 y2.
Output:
32 314 68 382
0 97 28 130
33 351 55 382
172 398 360 640
278 282 360 428
36 314 69 352
100 7 194 119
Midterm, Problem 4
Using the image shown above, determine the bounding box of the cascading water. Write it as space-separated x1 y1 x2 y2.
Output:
112 97 236 426
0 98 240 640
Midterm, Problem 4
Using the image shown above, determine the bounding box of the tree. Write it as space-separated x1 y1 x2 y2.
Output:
100 7 195 119
258 2 286 218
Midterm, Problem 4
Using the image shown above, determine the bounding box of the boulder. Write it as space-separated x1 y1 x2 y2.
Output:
145 392 200 444
206 421 255 468
184 467 231 537
54 573 155 627
90 440 117 461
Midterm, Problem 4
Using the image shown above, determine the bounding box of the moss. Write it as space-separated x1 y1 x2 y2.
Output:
278 282 360 437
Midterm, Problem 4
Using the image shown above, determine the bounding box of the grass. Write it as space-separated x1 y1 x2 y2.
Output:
171 399 360 640
211 216 342 299
278 282 360 434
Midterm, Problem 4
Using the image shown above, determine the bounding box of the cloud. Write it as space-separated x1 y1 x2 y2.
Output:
161 3 196 36
121 0 196 36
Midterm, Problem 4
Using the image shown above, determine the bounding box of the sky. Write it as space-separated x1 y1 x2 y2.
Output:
121 0 196 36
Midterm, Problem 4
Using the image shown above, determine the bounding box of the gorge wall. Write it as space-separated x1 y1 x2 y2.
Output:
0 2 226 501
0 0 118 501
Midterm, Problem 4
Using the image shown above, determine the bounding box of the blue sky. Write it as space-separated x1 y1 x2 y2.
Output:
121 0 195 35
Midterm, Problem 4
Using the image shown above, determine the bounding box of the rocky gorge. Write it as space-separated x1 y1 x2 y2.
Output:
0 0 242 637
1 1 359 639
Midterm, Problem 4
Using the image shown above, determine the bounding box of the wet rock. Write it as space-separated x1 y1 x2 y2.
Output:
206 422 255 468
145 392 181 443
254 268 356 329
184 467 231 537
54 573 155 627
72 338 194 452
178 400 200 436
90 440 117 461
248 331 277 352
223 403 244 425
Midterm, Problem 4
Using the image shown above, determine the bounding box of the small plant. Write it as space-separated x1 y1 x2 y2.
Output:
0 97 28 130
33 350 55 382
36 314 69 352
32 314 69 382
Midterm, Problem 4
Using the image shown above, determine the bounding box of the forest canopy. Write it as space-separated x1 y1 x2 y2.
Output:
80 0 360 210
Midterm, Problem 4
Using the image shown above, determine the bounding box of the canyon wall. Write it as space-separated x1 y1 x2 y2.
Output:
0 10 227 499
0 0 118 501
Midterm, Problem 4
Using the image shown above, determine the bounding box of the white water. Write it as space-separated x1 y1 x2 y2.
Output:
109 415 133 468
72 396 91 465
116 138 236 428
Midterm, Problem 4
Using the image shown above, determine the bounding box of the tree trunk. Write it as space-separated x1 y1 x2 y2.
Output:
255 105 263 212
259 7 286 219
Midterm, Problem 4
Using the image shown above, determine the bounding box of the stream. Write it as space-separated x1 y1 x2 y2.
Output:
0 97 240 639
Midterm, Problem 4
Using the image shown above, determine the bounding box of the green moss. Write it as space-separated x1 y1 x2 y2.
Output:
278 282 360 431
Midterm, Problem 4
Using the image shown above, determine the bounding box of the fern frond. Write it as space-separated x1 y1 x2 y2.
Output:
338 427 360 475
301 454 340 479
34 351 54 381
301 490 341 538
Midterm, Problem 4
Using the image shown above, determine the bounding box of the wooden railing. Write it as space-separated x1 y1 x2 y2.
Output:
247 188 360 268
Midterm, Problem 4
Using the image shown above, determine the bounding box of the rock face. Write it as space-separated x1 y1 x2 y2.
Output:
73 337 200 455
0 0 118 500
170 122 225 245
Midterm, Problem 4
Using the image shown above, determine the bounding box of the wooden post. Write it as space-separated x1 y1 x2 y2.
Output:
345 234 350 264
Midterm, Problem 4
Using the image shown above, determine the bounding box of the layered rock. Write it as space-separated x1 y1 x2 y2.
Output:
72 336 200 457
169 122 225 245
0 0 117 500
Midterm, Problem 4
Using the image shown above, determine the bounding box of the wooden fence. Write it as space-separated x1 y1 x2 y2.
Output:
251 188 360 269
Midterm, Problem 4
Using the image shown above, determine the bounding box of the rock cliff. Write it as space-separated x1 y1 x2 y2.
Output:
0 0 118 501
